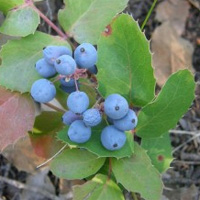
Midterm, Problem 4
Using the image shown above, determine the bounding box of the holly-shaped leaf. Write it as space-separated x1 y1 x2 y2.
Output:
50 148 106 180
137 70 195 138
0 7 40 37
97 14 156 107
0 0 23 14
141 132 174 173
73 174 124 200
112 143 163 200
58 0 128 44
57 121 134 159
0 31 71 93
29 111 64 158
0 86 35 151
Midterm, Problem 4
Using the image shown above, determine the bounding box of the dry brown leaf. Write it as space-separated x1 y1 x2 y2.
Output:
188 0 200 9
2 136 45 173
152 22 194 86
156 0 190 35
152 0 193 86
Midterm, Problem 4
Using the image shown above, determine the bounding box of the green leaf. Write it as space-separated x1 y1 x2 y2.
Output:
31 111 64 135
29 111 64 158
112 143 163 200
50 148 106 180
97 14 156 106
57 121 134 159
137 70 195 138
0 31 71 93
0 0 23 14
141 132 174 173
0 7 40 37
73 174 124 200
58 0 128 44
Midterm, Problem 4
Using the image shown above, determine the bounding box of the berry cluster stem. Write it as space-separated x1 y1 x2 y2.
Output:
74 79 79 91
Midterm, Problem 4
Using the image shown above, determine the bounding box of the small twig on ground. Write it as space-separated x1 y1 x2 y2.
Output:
0 176 60 200
170 129 200 135
163 177 200 185
172 133 200 153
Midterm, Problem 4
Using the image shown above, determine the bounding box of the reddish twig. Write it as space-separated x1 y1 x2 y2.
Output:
44 103 66 113
31 5 67 39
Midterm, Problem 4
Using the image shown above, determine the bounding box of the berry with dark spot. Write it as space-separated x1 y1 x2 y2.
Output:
74 43 97 69
101 125 126 151
35 58 56 78
54 55 76 75
104 94 129 120
113 109 138 131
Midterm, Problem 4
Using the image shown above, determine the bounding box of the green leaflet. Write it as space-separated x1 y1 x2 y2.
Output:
97 14 156 107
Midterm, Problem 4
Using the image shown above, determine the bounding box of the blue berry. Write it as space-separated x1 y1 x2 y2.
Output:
35 58 57 78
60 78 75 87
101 125 126 151
88 65 98 74
113 109 138 131
62 111 82 125
83 108 102 127
74 43 97 69
43 46 72 65
67 91 89 114
104 94 129 120
31 79 56 103
54 55 76 75
60 85 78 94
68 120 91 143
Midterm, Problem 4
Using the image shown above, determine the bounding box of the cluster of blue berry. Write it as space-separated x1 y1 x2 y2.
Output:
30 43 137 151
63 92 138 151
31 43 97 103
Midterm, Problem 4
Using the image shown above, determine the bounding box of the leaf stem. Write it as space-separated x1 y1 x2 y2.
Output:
44 103 66 113
141 0 157 31
108 157 112 180
131 192 139 200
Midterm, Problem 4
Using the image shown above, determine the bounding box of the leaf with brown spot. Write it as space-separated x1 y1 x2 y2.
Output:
0 87 35 151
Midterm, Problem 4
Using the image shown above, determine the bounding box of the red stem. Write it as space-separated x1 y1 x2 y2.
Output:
31 5 68 39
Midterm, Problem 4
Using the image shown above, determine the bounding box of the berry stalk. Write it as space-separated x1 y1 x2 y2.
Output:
44 102 66 113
